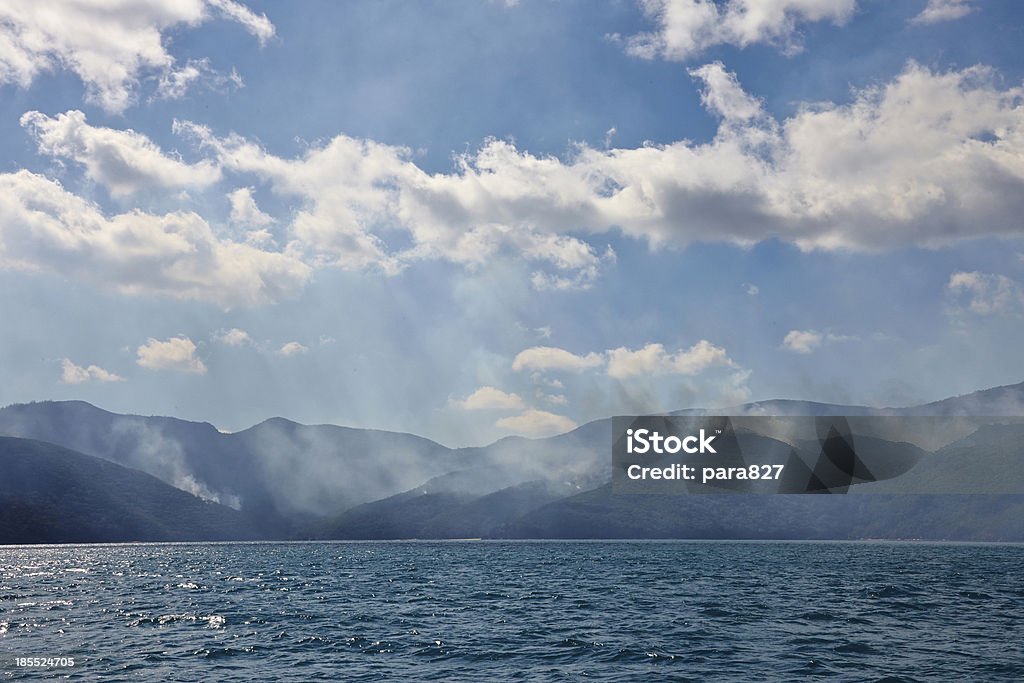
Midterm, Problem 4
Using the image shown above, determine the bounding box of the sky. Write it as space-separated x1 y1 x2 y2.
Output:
1 0 1023 446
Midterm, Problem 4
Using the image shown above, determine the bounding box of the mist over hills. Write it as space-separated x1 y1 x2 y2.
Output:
0 400 611 532
1 380 1023 543
0 401 460 534
0 437 254 544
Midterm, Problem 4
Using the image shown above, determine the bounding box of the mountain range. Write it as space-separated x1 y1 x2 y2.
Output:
1 381 1023 544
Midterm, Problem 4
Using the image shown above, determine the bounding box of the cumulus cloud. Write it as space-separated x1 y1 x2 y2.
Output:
177 120 616 287
452 386 526 411
495 409 577 437
173 60 1024 278
177 122 410 274
136 336 206 373
214 327 252 346
0 170 310 308
782 329 824 354
606 341 735 379
227 187 276 246
227 187 274 228
278 341 309 356
21 110 221 196
689 62 766 121
512 346 605 373
782 330 854 353
911 0 976 25
743 282 759 295
947 271 1024 315
620 0 857 61
17 59 1016 306
60 358 123 384
514 341 743 389
530 243 616 291
0 0 275 113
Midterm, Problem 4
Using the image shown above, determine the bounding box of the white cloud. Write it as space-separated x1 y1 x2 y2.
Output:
0 170 310 308
152 58 241 101
495 409 577 437
136 336 206 373
177 122 408 274
606 341 735 379
688 62 766 121
532 374 565 389
783 329 824 354
174 60 1024 274
515 341 743 383
206 0 275 46
540 393 569 406
214 327 252 346
512 346 605 373
60 358 123 384
177 121 616 287
604 127 617 148
0 0 274 113
227 187 276 247
278 341 309 356
743 282 759 295
782 330 854 353
525 237 615 291
21 60 1009 306
21 110 221 196
153 59 208 101
911 0 976 25
227 187 274 228
947 271 1024 315
620 0 857 61
514 340 745 385
451 386 526 411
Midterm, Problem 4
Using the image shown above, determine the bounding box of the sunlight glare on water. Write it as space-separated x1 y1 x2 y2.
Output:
1 541 1021 681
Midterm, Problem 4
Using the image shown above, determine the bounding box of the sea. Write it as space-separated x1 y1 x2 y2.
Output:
1 541 1021 681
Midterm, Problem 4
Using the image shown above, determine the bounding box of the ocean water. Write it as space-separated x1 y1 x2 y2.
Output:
1 541 1021 681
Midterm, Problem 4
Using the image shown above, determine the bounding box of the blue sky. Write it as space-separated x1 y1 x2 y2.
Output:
1 0 1023 445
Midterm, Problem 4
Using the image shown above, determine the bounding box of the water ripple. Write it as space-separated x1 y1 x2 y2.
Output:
0 541 1021 681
